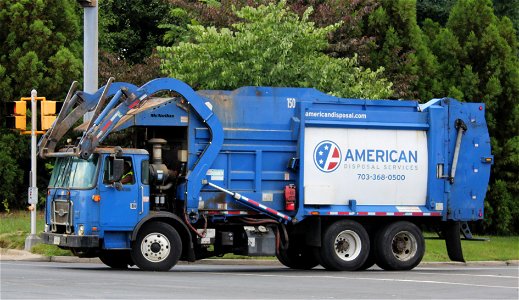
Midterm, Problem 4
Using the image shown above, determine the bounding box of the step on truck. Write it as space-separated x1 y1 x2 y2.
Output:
38 77 493 271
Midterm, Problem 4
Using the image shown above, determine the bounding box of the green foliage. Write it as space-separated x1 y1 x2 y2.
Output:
416 0 456 25
363 0 439 99
159 1 392 98
167 0 253 28
288 0 380 65
0 132 28 211
0 0 81 211
493 0 519 37
99 0 175 64
426 0 519 234
168 0 381 67
486 180 514 233
0 0 82 102
98 0 173 86
99 50 162 85
159 7 198 45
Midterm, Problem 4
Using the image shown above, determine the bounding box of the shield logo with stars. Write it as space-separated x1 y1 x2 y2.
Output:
313 140 342 172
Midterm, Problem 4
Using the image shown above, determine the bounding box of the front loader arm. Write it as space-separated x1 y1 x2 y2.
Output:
38 80 138 158
136 78 224 215
76 78 224 215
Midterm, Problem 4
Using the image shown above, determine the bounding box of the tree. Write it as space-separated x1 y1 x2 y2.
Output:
98 0 177 85
98 50 162 85
0 132 28 211
158 1 392 99
167 0 254 28
362 0 440 100
0 0 82 211
168 0 380 66
438 0 519 234
99 0 175 64
0 0 82 103
493 0 519 37
416 0 456 25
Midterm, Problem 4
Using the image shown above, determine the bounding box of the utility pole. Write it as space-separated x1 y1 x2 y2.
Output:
24 89 41 251
79 0 99 121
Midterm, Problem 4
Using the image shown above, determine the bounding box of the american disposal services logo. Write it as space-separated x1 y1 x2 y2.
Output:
314 141 342 172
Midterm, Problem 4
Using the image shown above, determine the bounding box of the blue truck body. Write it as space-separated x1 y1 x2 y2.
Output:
39 78 492 271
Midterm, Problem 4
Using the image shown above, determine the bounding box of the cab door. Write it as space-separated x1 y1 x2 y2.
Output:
99 155 140 229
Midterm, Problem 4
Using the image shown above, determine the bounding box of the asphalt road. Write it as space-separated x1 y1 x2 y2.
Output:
1 261 518 299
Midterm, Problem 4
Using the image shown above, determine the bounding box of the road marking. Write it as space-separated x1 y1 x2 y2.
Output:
417 267 518 271
207 272 519 290
408 271 518 279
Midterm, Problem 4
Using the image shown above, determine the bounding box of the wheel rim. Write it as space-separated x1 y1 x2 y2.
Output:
391 231 417 261
141 232 171 263
334 230 362 261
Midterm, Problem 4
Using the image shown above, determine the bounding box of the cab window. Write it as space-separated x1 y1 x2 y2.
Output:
141 160 149 185
104 157 135 185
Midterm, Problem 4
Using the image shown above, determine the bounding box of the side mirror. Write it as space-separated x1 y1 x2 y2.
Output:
112 158 124 182
113 182 123 191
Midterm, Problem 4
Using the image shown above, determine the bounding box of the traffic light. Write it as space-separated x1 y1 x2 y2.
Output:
40 100 63 130
6 101 27 130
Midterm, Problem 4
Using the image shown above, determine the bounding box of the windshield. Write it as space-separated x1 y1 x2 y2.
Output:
49 155 99 189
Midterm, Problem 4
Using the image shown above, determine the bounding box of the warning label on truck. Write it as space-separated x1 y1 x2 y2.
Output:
207 169 224 181
304 128 428 206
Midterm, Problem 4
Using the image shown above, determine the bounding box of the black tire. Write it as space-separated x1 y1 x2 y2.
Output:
356 247 376 271
318 220 370 271
99 250 133 269
276 243 319 270
374 221 425 271
356 227 378 271
131 222 182 271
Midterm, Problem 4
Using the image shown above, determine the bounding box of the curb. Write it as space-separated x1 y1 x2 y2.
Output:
1 249 518 266
0 248 281 265
419 260 519 267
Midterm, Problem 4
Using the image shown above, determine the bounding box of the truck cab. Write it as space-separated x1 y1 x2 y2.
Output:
44 148 151 252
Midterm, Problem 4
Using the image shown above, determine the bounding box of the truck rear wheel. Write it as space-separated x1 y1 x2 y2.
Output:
374 221 424 271
276 243 319 270
131 222 182 271
318 220 369 271
99 250 133 269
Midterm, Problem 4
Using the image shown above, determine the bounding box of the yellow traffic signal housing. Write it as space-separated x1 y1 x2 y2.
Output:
6 101 27 130
10 101 27 115
40 100 62 130
6 116 27 130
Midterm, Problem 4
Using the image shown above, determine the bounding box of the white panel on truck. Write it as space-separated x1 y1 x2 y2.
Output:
304 128 428 206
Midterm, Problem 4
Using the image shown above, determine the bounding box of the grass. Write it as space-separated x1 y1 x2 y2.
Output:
0 210 44 249
423 234 519 262
0 210 72 256
1 211 518 261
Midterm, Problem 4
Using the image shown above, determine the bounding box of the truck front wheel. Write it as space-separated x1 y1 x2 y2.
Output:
131 222 182 271
318 220 370 271
99 250 133 269
374 221 425 271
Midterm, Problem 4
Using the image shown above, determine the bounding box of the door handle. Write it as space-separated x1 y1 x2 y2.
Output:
140 185 144 215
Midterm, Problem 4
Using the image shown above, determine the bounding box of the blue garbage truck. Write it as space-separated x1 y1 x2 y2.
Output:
38 77 493 271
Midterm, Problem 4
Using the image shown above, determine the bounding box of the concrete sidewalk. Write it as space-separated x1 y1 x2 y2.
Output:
1 248 518 266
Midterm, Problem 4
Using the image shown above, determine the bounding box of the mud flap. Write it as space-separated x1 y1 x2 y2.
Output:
443 221 465 262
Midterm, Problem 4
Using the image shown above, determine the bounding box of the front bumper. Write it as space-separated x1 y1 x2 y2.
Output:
41 232 99 248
